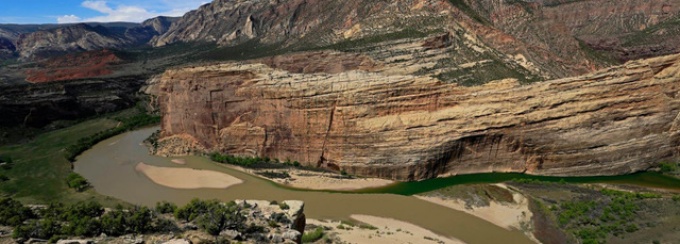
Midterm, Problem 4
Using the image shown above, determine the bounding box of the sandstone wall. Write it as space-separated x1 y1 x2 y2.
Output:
153 53 680 180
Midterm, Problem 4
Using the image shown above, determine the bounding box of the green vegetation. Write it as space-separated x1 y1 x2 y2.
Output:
278 202 290 210
0 107 158 204
302 227 325 243
577 39 620 66
0 155 13 170
209 153 274 168
174 199 250 241
659 162 679 173
0 198 35 226
1 197 268 242
550 189 660 244
209 152 331 175
7 199 169 240
66 173 89 192
358 223 378 230
155 201 178 214
0 118 119 204
64 112 161 162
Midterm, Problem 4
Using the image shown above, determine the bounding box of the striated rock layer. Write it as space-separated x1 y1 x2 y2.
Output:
152 53 680 181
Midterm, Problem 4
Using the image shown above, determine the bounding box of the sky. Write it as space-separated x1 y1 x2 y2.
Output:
0 0 210 24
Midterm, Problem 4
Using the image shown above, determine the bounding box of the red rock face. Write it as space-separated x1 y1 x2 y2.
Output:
25 50 123 83
153 52 680 181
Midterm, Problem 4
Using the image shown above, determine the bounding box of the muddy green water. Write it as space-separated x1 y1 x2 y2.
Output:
74 127 680 244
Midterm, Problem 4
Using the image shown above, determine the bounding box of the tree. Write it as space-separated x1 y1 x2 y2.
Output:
66 173 89 192
128 207 153 234
155 201 177 214
0 198 35 226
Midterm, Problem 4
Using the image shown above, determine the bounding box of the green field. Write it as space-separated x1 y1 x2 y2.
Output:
0 109 157 206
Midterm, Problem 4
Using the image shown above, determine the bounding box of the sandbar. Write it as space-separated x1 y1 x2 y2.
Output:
135 162 243 189
415 184 537 242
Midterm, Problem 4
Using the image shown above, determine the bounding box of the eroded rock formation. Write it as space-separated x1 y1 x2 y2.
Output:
151 52 680 181
25 49 124 83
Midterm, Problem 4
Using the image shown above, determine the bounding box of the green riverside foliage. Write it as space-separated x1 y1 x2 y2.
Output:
64 113 160 162
209 153 272 167
302 227 324 243
659 162 679 173
551 189 659 244
155 201 178 214
66 173 89 192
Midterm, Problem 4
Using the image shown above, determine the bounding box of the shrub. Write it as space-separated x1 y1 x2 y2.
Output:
302 227 324 243
0 156 13 170
66 173 89 192
0 198 35 226
175 199 246 236
358 223 378 230
659 162 679 173
155 201 177 214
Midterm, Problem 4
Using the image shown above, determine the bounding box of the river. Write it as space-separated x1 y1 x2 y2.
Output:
74 127 680 244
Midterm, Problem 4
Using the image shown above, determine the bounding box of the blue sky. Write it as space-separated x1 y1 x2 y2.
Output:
0 0 210 24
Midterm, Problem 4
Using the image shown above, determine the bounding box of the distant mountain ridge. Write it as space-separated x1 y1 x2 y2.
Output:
0 17 178 60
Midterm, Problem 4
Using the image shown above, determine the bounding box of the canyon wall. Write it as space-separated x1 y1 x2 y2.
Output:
152 52 680 181
0 76 147 127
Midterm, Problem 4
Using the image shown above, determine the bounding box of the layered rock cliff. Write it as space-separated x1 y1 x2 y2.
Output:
458 0 680 73
152 53 680 181
151 0 680 79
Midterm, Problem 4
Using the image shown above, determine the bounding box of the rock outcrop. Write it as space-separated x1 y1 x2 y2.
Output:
152 52 680 181
457 0 680 74
24 49 124 83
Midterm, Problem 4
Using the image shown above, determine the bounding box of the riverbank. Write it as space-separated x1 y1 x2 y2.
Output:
135 162 243 189
416 184 538 242
308 215 465 244
0 114 133 205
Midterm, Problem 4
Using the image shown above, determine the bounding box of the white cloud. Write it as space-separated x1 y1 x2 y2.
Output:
57 15 82 23
56 0 209 24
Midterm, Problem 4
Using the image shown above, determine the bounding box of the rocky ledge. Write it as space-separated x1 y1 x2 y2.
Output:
151 52 680 181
